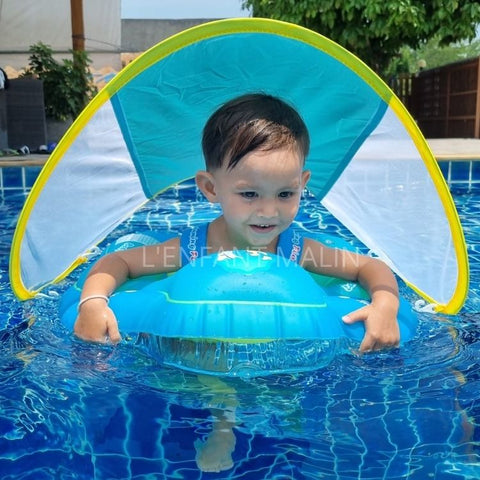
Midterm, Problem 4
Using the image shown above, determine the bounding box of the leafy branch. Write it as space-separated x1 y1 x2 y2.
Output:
22 42 97 121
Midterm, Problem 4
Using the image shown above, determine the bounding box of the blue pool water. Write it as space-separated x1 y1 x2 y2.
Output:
0 179 479 479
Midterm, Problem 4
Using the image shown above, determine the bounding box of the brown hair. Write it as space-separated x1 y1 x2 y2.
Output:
202 93 310 171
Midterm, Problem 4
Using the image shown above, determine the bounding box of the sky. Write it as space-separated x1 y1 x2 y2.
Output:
121 0 250 19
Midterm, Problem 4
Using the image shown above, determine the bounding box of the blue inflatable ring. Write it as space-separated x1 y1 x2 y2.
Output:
60 231 418 376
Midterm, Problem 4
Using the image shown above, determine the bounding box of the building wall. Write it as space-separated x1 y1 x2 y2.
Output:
121 19 217 53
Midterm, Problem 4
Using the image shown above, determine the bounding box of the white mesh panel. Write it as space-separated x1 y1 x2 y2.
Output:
322 107 457 305
19 100 147 291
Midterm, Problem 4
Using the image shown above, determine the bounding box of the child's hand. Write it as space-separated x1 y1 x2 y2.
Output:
74 299 121 344
342 301 400 352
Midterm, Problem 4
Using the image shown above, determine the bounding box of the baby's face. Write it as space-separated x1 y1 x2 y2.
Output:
211 147 310 249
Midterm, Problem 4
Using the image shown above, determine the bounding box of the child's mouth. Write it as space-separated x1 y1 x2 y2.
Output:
250 224 275 233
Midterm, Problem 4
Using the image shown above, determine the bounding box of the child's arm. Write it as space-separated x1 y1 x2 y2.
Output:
74 237 181 343
301 238 400 352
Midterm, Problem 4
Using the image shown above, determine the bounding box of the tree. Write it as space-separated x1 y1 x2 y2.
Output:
410 37 480 72
23 42 97 121
242 0 480 77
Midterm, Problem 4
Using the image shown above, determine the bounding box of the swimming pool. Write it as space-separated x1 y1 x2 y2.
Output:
0 178 479 479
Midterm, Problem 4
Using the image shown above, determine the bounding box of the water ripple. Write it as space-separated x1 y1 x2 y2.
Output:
0 184 479 479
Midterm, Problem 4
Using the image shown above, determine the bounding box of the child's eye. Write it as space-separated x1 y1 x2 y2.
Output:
279 191 295 199
240 191 258 199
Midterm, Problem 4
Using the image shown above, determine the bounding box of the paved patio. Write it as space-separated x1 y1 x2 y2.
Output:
0 139 479 168
427 138 480 159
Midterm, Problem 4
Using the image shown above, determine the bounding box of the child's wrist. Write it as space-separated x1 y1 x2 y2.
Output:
78 294 109 312
371 290 399 311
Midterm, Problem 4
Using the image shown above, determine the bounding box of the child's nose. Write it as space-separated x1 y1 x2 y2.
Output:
257 199 278 218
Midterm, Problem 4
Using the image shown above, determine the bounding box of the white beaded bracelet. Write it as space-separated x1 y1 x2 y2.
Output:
77 294 109 312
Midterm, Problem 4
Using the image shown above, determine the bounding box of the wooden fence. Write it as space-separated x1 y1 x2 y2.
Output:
401 57 480 139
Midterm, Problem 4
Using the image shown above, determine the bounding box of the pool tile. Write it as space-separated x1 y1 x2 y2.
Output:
2 167 23 188
450 162 470 182
438 161 449 179
25 167 42 187
472 161 480 181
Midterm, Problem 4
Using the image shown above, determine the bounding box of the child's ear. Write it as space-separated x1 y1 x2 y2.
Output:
195 170 218 202
302 169 311 188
